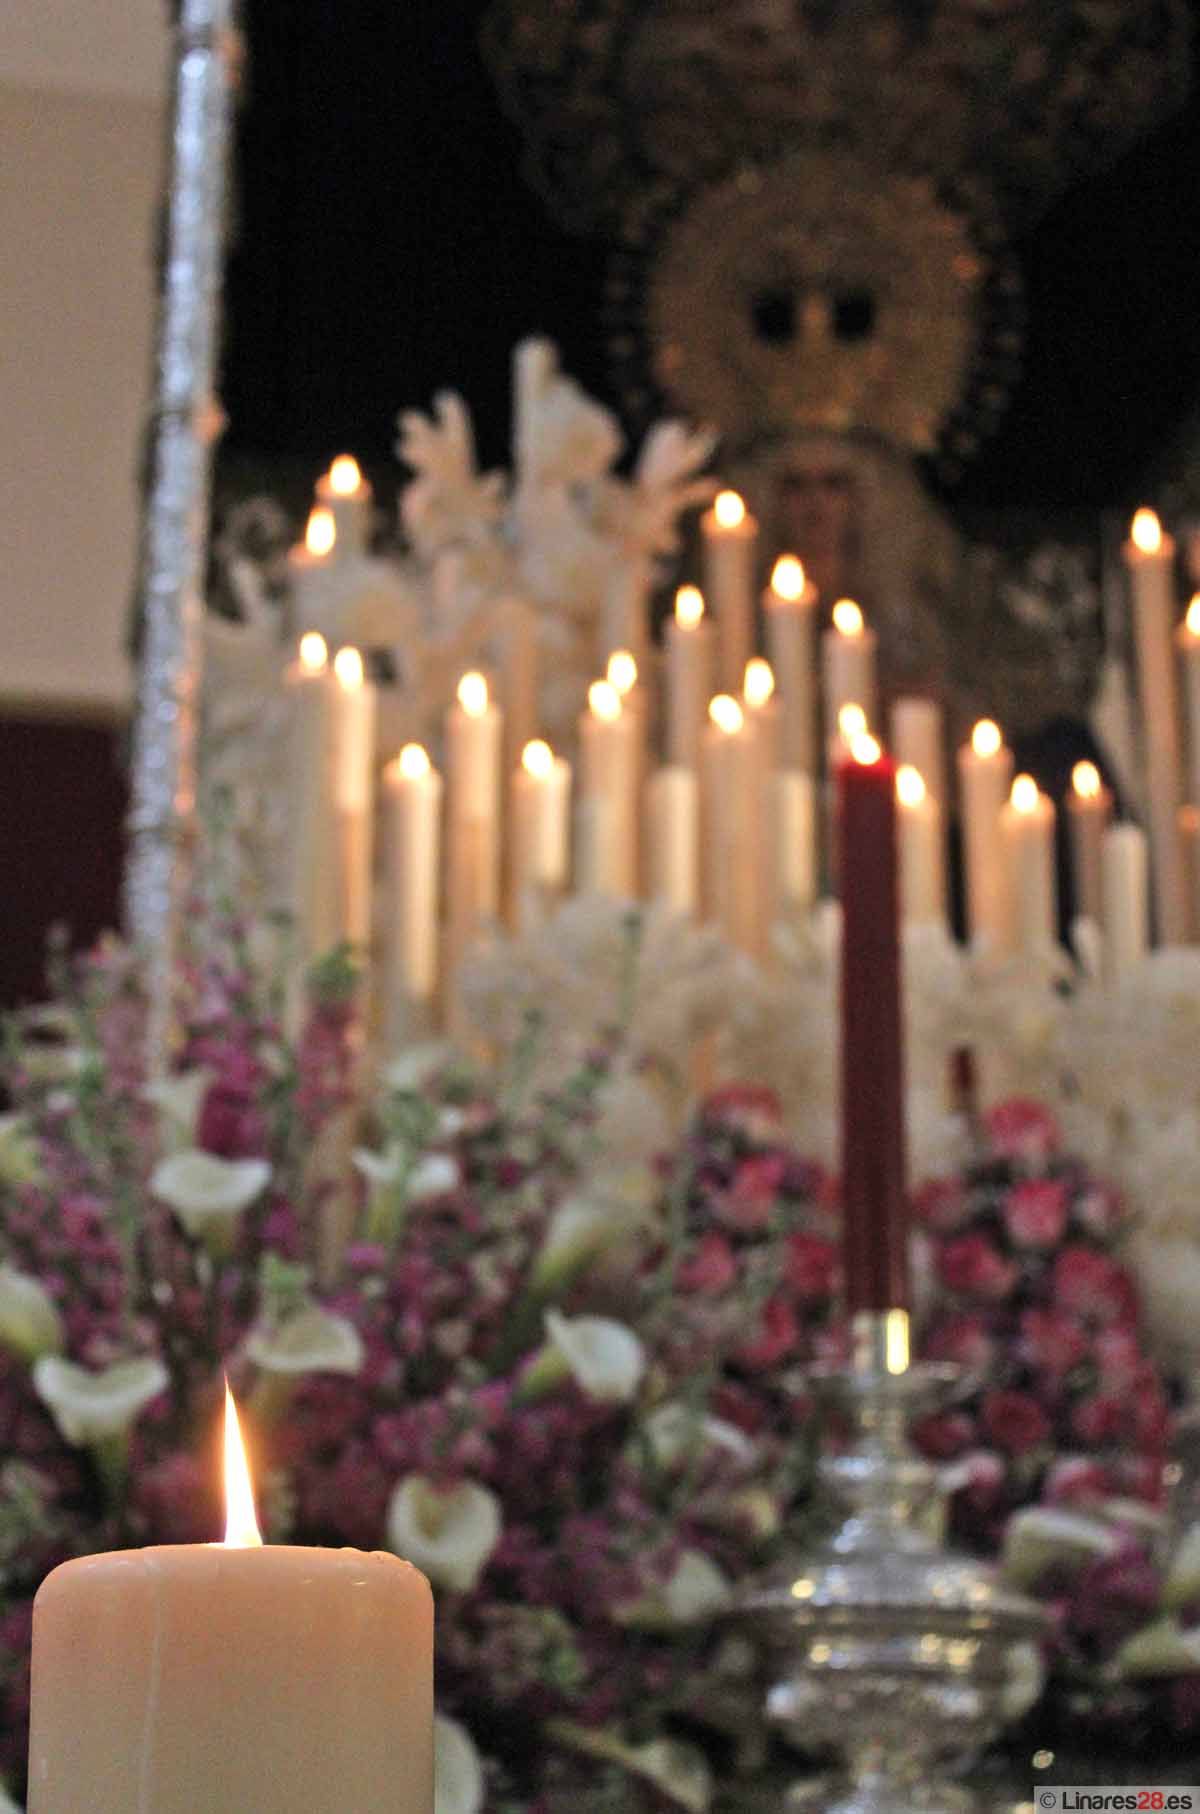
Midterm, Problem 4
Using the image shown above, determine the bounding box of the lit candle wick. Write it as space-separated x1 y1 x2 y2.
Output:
743 658 775 708
1072 760 1102 801
457 672 489 718
333 646 365 691
713 489 746 530
895 764 926 807
223 1381 262 1550
298 631 328 674
832 599 864 639
849 731 882 767
606 650 638 696
305 507 336 558
674 585 705 628
588 679 622 723
709 693 744 736
770 555 806 601
971 718 1002 759
327 455 363 497
395 742 430 780
1010 774 1040 814
838 702 868 742
522 738 555 779
1130 507 1162 555
1187 594 1200 637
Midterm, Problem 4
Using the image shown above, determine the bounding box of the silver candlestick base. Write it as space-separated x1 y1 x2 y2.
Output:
734 1311 1045 1814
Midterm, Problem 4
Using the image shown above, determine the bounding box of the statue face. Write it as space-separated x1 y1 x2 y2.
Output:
777 462 858 570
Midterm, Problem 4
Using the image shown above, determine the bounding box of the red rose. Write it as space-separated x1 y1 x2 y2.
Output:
675 1232 738 1295
1020 1308 1089 1380
737 1294 798 1370
1071 1393 1127 1446
913 1178 970 1232
1132 1379 1171 1452
1093 1327 1142 1393
981 1388 1052 1456
937 1232 1018 1302
922 1313 994 1372
1043 1455 1112 1506
1074 1183 1125 1240
914 1410 976 1460
984 1098 1060 1164
720 1153 788 1231
1004 1179 1069 1248
943 1448 1007 1514
1053 1247 1139 1328
784 1233 839 1303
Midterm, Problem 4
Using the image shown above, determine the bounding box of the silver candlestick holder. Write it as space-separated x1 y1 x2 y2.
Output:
733 1311 1045 1814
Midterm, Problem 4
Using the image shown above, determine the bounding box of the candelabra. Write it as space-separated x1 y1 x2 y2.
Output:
735 1312 1044 1814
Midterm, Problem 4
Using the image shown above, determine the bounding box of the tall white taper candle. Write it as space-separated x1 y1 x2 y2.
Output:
1125 508 1187 942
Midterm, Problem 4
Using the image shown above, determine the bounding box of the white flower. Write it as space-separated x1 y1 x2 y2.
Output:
407 1154 461 1202
0 1267 64 1363
387 1476 501 1593
0 1784 22 1814
1165 1522 1200 1611
33 1356 168 1447
1001 1506 1119 1590
0 1115 41 1189
382 1043 455 1094
1114 1618 1200 1678
533 1190 649 1292
1002 1640 1045 1722
434 1714 484 1814
353 1146 403 1189
641 1403 754 1471
144 1069 211 1152
543 1310 645 1404
666 1551 732 1624
246 1306 364 1377
150 1151 271 1243
549 1723 712 1812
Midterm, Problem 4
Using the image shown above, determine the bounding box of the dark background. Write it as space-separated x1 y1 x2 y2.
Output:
222 0 1200 513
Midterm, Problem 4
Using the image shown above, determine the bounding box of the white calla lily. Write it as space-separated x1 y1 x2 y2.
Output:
618 1549 732 1630
0 1783 21 1814
383 1044 454 1093
1001 1506 1119 1590
387 1476 501 1593
642 1403 754 1470
150 1151 271 1245
548 1722 712 1812
1114 1617 1200 1678
533 1191 648 1293
543 1310 645 1404
33 1355 168 1448
1165 1521 1200 1610
434 1714 484 1814
246 1305 364 1377
353 1146 403 1189
144 1069 211 1151
407 1154 461 1202
0 1114 41 1188
0 1266 64 1363
1002 1640 1045 1722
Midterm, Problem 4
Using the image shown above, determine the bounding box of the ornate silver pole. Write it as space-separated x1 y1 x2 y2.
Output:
125 0 240 1069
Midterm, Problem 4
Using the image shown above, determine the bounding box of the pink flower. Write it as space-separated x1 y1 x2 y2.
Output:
1071 1394 1127 1446
675 1233 738 1295
1074 1183 1125 1241
922 1313 994 1372
915 1410 976 1460
913 1178 970 1233
980 1389 1052 1456
1003 1179 1068 1248
1093 1327 1142 1393
1053 1247 1138 1328
719 1154 787 1232
937 1232 1018 1302
984 1098 1060 1164
1043 1455 1112 1506
951 1449 1007 1514
784 1234 839 1303
736 1295 798 1370
1020 1308 1089 1380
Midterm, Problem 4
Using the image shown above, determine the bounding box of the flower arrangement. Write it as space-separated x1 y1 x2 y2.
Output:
0 914 1186 1807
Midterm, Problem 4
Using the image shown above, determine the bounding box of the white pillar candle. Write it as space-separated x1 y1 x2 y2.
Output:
702 694 765 958
607 649 646 887
743 657 780 770
331 646 376 951
316 454 372 559
600 555 650 669
1181 806 1200 942
1066 760 1111 926
28 1389 433 1814
577 680 637 897
511 739 571 931
701 490 758 692
665 585 713 768
1101 820 1150 981
891 696 946 805
383 743 443 1029
645 766 699 917
764 555 819 775
288 508 339 637
498 595 539 788
1177 594 1200 808
772 770 817 919
822 599 877 738
286 633 340 964
446 671 503 966
1125 508 1187 943
896 764 945 928
1001 774 1057 956
958 718 1015 953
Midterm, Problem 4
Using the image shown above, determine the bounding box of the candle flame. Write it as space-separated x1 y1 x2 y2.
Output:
674 584 705 627
713 490 746 530
837 702 868 741
457 672 489 717
1131 507 1162 555
849 732 883 767
884 1309 910 1376
396 742 431 780
1187 594 1200 636
770 555 806 602
327 454 363 496
298 631 328 674
333 645 365 691
971 718 1002 759
223 1381 262 1549
1072 760 1102 801
895 764 926 807
743 657 775 708
708 693 744 736
1010 773 1040 814
606 650 638 695
522 738 555 779
588 679 622 723
832 598 864 638
305 507 336 558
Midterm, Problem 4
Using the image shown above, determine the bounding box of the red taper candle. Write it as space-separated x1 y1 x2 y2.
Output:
838 733 908 1313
